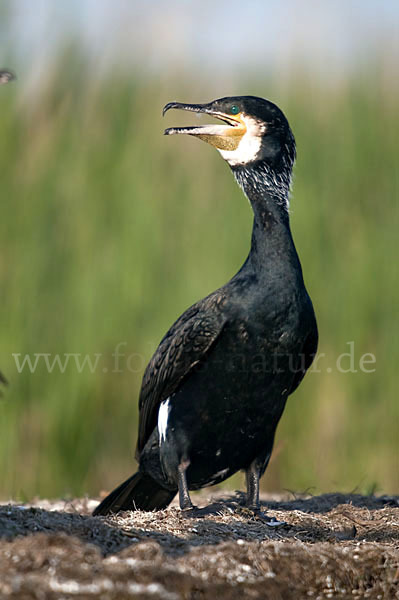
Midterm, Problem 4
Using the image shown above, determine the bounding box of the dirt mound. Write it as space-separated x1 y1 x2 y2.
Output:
0 492 398 598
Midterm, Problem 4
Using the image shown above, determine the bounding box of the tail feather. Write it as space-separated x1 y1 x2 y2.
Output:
93 472 176 516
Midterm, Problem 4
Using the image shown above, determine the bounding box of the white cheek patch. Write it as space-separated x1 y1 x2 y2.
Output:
158 398 171 443
219 115 266 166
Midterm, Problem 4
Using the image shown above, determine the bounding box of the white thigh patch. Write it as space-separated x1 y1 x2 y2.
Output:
158 398 171 443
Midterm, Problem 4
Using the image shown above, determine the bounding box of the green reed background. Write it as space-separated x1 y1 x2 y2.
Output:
0 54 397 499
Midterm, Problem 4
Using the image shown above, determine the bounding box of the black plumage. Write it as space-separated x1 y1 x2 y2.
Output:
94 96 318 519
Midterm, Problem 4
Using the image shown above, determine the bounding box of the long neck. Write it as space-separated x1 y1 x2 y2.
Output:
232 161 302 279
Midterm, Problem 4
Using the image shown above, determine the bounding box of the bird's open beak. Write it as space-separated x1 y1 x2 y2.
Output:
163 102 246 151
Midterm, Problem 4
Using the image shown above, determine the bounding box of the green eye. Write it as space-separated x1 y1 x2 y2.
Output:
230 105 240 115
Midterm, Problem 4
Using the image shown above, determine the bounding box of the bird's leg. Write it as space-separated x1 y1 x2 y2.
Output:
177 459 194 510
242 458 286 527
245 460 261 509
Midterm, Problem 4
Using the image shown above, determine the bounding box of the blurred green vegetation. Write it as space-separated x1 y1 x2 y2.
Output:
0 53 397 500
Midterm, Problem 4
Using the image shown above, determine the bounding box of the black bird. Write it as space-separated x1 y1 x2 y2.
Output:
94 96 318 520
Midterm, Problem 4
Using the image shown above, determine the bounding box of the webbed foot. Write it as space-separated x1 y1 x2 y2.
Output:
236 505 287 528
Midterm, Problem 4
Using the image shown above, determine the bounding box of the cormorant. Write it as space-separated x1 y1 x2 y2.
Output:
94 96 318 521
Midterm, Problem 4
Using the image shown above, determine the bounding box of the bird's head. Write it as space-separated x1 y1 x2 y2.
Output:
163 96 296 171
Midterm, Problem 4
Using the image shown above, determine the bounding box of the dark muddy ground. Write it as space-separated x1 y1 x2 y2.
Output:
0 491 398 599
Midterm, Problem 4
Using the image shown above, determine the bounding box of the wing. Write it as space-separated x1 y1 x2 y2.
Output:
288 322 318 395
136 293 227 457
